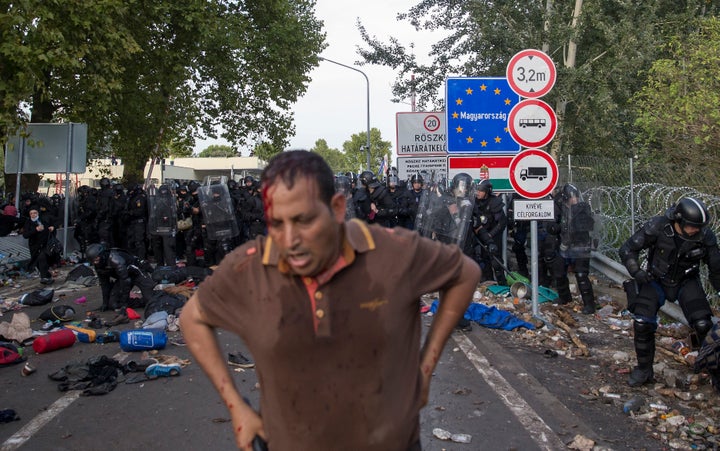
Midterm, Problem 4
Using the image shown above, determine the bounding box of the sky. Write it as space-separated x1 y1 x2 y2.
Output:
194 0 442 161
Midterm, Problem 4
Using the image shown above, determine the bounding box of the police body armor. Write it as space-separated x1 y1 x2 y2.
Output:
198 184 239 241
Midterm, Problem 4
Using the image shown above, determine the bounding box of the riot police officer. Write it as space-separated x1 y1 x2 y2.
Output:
334 175 356 220
620 197 720 387
96 177 114 245
406 173 425 230
125 184 148 259
472 180 507 285
368 176 397 228
111 183 127 249
73 185 98 258
353 171 374 222
183 181 204 266
86 243 155 313
507 193 530 278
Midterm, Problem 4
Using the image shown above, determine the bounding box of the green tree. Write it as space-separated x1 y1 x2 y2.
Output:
2 1 325 187
310 139 351 173
0 0 139 192
198 144 237 158
357 1 717 162
342 128 391 176
632 16 720 187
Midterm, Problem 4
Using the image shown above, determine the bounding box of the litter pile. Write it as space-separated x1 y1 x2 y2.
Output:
432 277 720 450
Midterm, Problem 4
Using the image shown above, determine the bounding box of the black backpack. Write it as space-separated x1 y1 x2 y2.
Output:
19 289 55 306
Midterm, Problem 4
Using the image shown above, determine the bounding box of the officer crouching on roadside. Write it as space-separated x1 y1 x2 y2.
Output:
620 197 720 387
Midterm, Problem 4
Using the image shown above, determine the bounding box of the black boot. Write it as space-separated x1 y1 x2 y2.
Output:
628 319 656 386
628 366 654 387
581 295 596 314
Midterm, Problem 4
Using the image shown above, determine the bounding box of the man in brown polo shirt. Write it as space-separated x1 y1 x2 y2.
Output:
180 150 481 450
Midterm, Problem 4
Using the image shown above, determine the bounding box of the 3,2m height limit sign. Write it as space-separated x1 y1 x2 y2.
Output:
506 49 556 99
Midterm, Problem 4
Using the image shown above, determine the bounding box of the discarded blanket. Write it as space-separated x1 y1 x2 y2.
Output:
429 300 535 331
48 355 125 396
0 312 33 343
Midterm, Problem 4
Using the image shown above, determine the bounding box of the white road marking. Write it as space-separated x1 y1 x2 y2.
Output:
1 351 129 451
1 391 81 451
453 333 567 451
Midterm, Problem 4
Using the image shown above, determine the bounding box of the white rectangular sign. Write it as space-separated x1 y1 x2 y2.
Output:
513 200 555 221
396 112 447 156
397 156 447 182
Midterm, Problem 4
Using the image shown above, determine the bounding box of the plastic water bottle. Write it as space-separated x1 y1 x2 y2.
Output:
623 395 644 414
120 329 167 352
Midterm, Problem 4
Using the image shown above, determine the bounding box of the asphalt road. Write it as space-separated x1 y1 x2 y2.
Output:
1 276 661 450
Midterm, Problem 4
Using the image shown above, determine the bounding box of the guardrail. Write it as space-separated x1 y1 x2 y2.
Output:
589 251 688 326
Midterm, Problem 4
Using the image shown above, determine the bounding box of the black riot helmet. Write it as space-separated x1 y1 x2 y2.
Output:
345 172 358 186
227 179 238 190
410 173 424 185
359 171 375 188
334 175 352 196
187 181 200 194
86 243 107 263
158 184 171 196
451 173 473 198
672 197 710 229
476 179 493 196
561 183 583 203
113 184 125 195
99 177 111 189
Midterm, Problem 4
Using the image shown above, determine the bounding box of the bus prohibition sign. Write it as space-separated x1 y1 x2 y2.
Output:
506 49 557 99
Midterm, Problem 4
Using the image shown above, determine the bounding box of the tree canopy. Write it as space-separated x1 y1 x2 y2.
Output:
197 144 237 158
357 0 719 164
633 16 720 179
1 0 325 188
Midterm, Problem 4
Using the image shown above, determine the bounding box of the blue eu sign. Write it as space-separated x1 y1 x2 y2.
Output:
445 77 521 154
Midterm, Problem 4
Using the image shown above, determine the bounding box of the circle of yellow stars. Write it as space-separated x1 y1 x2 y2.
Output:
450 83 514 146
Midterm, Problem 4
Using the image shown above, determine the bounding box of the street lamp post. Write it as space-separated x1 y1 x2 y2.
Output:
318 56 371 171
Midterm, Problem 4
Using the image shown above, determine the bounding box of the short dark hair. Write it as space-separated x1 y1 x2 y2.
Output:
261 151 335 206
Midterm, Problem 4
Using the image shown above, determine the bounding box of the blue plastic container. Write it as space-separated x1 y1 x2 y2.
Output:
119 329 167 352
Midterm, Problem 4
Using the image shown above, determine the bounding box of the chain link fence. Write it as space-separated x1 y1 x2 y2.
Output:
559 155 720 307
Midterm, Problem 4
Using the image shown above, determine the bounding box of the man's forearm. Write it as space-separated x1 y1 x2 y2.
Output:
420 256 480 376
181 295 244 412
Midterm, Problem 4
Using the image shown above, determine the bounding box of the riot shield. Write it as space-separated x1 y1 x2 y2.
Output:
414 183 475 248
198 183 239 241
148 185 178 236
334 175 356 220
558 198 595 258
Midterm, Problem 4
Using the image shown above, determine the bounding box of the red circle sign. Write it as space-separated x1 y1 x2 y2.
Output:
423 114 441 132
509 149 558 199
506 49 557 99
507 99 557 148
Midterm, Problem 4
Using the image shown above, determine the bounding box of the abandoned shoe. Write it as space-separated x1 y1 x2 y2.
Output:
107 314 129 327
227 352 255 368
627 366 654 387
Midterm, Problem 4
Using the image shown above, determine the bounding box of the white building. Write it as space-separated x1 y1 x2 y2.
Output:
39 156 266 193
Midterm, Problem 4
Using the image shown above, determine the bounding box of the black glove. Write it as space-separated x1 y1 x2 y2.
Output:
633 270 650 284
